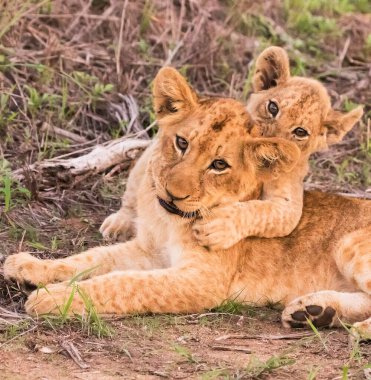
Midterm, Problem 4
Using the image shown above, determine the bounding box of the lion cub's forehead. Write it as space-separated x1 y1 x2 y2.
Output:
275 78 331 116
186 98 251 152
197 98 250 135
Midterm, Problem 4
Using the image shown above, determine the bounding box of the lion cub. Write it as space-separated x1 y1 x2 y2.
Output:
100 47 363 250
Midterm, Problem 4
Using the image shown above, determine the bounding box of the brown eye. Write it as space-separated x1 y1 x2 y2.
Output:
176 135 188 152
210 159 230 171
293 127 309 138
267 100 279 117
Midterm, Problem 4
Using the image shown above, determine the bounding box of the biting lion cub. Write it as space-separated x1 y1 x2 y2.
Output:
100 47 363 250
3 67 371 338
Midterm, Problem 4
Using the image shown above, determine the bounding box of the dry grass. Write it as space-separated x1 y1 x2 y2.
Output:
0 0 370 378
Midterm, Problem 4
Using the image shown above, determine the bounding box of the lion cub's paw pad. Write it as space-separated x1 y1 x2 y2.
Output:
282 304 337 329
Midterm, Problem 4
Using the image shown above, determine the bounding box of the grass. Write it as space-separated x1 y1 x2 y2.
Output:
306 318 329 351
307 366 320 380
244 353 295 378
211 292 262 317
131 314 181 337
173 344 199 364
199 354 296 379
2 320 32 341
199 369 230 380
0 171 31 212
41 279 113 339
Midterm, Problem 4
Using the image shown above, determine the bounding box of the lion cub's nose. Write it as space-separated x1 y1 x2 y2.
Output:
166 189 190 202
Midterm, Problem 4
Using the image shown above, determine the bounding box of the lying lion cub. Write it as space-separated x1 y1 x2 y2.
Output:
100 47 363 251
4 68 371 337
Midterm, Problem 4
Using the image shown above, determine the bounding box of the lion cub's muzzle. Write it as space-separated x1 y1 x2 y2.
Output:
158 197 200 219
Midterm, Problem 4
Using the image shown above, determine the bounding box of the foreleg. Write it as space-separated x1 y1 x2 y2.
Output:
3 240 157 286
25 264 228 316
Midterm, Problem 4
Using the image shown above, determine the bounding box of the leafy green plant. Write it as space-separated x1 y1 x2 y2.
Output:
24 85 60 116
0 162 31 212
0 91 17 130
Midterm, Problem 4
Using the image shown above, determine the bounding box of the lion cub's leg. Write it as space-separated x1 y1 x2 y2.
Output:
3 240 155 286
334 226 371 295
351 316 371 341
100 144 153 240
99 195 137 241
282 291 371 328
24 261 228 316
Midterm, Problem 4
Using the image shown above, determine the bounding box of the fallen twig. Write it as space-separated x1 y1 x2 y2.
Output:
212 345 251 353
60 341 90 369
215 332 313 341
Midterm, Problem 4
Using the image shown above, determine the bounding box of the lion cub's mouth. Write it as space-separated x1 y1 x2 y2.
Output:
158 197 199 219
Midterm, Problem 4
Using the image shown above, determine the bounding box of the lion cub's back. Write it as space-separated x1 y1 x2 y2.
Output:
231 191 370 303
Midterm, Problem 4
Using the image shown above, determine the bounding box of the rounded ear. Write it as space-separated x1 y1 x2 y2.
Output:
153 67 198 124
252 46 291 92
324 106 363 145
247 137 300 177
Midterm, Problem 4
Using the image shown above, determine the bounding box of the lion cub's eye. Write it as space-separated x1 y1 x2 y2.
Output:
293 127 309 139
175 135 188 152
210 159 230 172
267 100 279 117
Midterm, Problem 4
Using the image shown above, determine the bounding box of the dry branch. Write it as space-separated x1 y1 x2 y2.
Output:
13 138 150 183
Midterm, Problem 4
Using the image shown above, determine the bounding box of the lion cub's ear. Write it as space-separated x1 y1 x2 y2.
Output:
324 106 363 145
248 138 300 177
252 46 291 92
153 67 198 124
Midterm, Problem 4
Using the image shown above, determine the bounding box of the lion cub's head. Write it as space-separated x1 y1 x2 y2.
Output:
247 46 363 155
150 68 299 219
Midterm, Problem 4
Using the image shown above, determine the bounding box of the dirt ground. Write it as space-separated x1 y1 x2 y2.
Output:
0 0 370 379
1 310 370 379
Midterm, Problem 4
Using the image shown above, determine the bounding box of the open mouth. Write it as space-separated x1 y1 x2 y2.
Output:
158 198 199 219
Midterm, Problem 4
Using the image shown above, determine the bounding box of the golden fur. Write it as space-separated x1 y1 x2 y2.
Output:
3 66 371 337
100 47 363 250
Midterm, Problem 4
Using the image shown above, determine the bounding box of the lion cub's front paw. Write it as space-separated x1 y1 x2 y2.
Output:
3 252 48 286
26 283 85 316
99 210 135 241
192 205 243 250
282 293 339 329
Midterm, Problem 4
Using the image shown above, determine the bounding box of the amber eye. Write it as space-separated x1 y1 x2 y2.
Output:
293 127 309 138
176 135 188 152
210 159 230 171
267 100 279 117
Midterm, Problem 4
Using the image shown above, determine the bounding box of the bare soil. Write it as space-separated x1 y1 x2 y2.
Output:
1 311 370 379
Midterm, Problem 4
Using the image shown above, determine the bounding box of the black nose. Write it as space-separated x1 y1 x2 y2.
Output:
166 189 190 202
